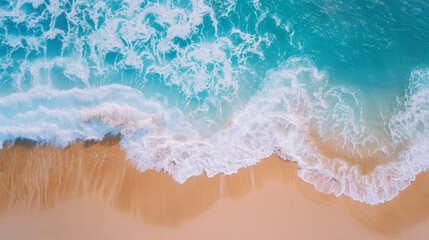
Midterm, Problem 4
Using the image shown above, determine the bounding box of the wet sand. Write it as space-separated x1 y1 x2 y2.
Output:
1 136 429 239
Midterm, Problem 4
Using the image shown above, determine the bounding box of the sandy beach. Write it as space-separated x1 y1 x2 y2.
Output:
1 137 429 239
1 0 429 239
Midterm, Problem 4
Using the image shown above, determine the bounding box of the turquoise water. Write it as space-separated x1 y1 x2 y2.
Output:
0 0 428 204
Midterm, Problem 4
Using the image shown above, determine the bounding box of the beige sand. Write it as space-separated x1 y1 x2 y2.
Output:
1 137 429 239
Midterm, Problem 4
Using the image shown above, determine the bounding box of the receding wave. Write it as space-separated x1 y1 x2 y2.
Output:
1 57 428 204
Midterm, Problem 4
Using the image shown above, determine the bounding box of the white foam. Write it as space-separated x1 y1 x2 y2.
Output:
2 57 429 205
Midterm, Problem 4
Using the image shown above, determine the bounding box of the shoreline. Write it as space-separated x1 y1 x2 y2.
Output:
1 136 429 238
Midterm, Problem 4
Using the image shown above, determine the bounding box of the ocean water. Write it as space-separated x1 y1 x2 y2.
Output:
0 0 428 204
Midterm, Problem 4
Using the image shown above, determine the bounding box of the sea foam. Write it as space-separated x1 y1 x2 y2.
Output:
1 57 428 204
